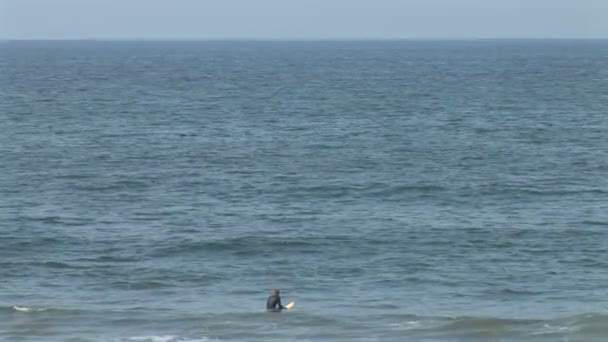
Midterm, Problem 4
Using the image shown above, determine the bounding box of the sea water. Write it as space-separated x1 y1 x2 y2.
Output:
1 40 607 341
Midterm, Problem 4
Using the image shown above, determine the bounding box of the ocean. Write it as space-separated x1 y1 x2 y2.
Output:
1 40 607 341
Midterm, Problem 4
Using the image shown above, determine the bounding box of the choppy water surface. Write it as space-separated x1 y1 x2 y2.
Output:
1 40 607 341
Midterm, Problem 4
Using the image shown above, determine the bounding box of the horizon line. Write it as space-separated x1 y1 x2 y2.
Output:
2 37 608 42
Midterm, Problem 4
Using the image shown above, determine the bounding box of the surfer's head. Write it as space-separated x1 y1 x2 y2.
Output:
273 289 280 296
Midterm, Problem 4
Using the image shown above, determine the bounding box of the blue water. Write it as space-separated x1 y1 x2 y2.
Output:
1 40 607 341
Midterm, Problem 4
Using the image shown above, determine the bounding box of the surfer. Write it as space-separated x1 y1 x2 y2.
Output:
266 289 285 311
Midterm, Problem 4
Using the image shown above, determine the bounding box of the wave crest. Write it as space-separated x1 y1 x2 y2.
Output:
12 305 48 313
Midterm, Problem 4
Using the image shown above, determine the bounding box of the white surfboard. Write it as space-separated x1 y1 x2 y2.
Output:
284 301 295 310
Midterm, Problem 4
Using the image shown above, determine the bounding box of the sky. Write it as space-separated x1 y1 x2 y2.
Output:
1 0 608 40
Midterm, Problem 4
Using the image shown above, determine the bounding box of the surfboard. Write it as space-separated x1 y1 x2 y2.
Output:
285 301 295 310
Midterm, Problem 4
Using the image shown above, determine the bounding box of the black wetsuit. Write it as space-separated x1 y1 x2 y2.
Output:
266 294 285 311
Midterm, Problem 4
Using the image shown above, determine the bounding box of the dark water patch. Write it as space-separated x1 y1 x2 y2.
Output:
33 261 83 269
148 234 361 258
581 220 608 227
105 280 176 291
53 173 96 180
519 188 607 196
71 255 142 264
97 133 161 139
164 272 225 285
483 287 547 296
130 209 189 220
73 180 151 192
283 184 364 199
467 182 607 198
557 256 608 267
2 236 74 250
18 215 93 226
94 255 142 263
365 184 447 197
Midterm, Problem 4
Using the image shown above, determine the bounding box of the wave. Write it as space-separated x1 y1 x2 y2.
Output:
196 311 608 339
121 336 215 342
1 305 137 315
279 182 446 200
148 233 396 259
1 305 91 315
106 280 175 290
83 255 142 263
18 215 93 226
3 305 608 340
73 180 150 192
365 184 446 197
436 316 540 331
518 188 607 196
149 234 346 257
11 305 48 313
390 312 608 338
531 323 576 336
581 220 608 227
472 184 607 197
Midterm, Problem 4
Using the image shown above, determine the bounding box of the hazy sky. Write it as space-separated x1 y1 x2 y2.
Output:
2 0 607 39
